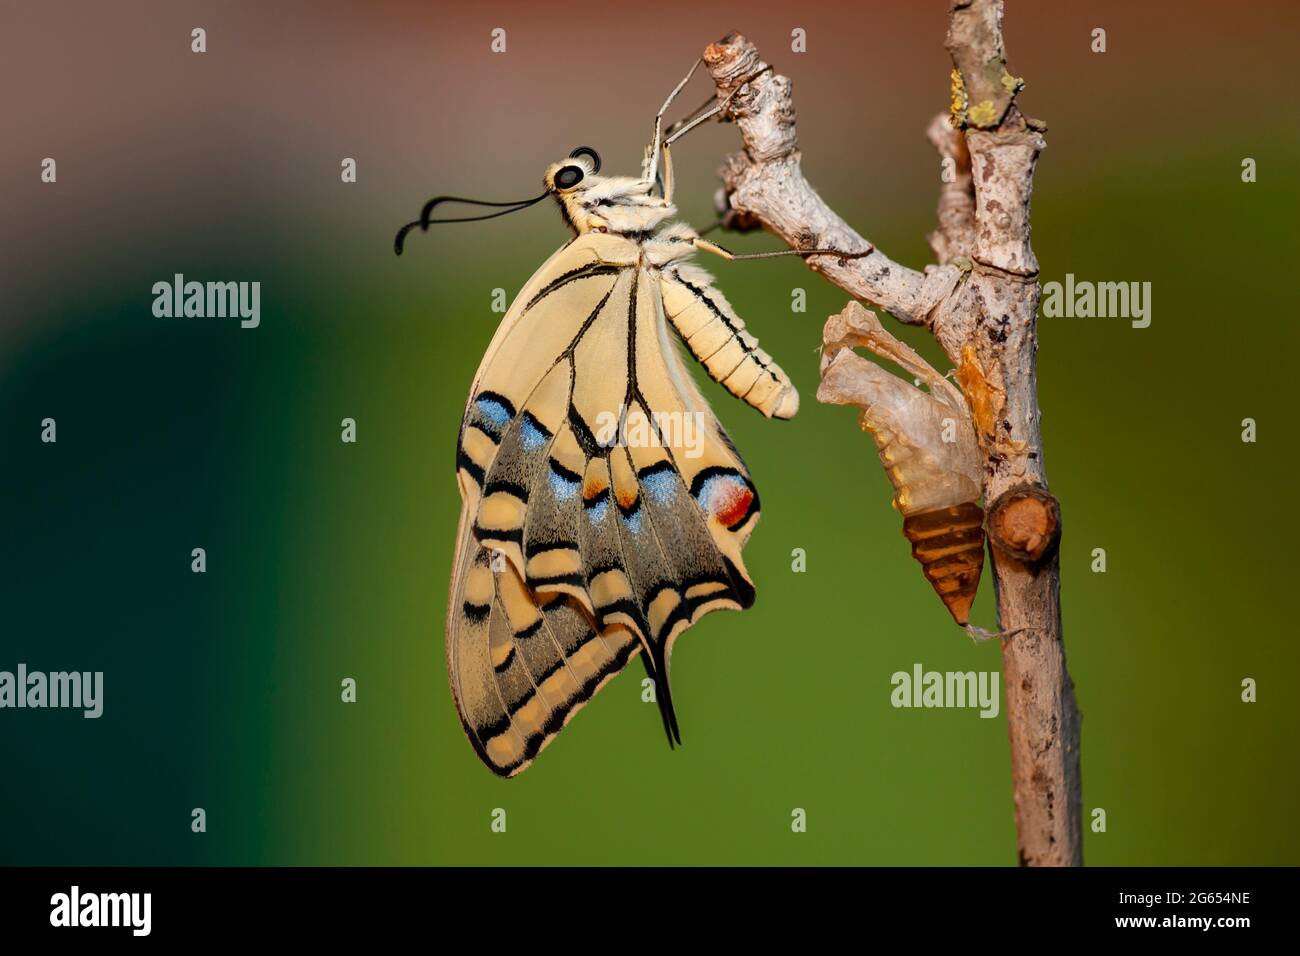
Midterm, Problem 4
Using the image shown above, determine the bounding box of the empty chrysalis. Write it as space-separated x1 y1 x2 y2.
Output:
818 301 986 629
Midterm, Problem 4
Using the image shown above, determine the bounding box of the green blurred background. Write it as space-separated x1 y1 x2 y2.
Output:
2 0 1297 865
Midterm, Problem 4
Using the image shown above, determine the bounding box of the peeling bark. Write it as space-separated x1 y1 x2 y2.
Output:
702 2 1082 866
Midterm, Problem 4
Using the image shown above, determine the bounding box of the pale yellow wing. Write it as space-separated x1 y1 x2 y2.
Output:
447 235 762 776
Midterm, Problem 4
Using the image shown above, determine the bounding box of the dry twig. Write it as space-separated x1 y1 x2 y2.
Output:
702 1 1082 866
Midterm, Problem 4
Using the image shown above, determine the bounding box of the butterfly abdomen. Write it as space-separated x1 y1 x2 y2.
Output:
659 263 799 419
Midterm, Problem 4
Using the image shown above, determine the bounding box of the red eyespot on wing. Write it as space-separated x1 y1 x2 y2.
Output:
715 485 752 527
694 471 756 530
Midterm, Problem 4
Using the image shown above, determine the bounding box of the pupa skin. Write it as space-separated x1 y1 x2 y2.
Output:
818 301 986 626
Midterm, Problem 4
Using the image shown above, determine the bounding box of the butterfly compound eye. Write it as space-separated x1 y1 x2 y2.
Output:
554 165 584 189
568 146 601 174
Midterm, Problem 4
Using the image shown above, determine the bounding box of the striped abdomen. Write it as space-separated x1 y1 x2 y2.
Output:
901 502 985 626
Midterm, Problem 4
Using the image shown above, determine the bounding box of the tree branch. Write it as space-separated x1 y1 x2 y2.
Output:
925 113 976 265
702 34 961 327
703 4 1083 866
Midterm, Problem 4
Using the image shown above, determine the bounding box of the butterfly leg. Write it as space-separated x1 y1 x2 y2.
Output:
646 63 761 203
645 58 703 191
662 101 723 147
661 63 769 154
660 142 675 207
692 237 874 263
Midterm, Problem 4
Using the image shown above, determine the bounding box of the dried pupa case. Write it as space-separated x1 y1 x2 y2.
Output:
817 301 985 626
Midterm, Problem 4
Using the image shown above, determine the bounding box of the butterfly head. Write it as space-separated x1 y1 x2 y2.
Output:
392 145 673 256
545 146 675 236
545 146 602 192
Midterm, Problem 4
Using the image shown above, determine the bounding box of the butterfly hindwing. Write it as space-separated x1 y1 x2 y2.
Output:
450 536 642 776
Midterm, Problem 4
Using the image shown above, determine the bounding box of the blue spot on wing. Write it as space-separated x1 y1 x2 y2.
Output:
521 413 550 451
695 474 721 505
695 473 745 510
475 396 512 428
549 463 579 501
641 467 679 504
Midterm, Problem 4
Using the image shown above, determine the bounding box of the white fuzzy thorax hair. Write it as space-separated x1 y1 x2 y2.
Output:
544 153 679 237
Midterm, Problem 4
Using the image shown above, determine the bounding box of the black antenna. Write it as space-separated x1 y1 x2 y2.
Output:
394 192 549 255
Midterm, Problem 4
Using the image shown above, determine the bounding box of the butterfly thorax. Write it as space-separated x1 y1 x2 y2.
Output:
558 176 680 238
